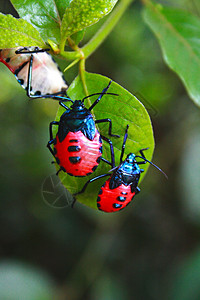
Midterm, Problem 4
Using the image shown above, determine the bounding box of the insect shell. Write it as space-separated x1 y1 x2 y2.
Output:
74 125 167 213
51 100 103 177
47 81 119 177
97 153 142 212
0 46 68 97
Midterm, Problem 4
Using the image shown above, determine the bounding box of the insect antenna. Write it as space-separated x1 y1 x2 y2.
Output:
60 96 74 103
82 92 118 104
136 155 168 179
120 125 129 163
59 98 73 110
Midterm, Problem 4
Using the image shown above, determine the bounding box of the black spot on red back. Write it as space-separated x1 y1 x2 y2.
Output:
69 156 81 164
61 166 66 172
68 145 81 152
98 189 103 195
56 157 60 164
96 157 101 164
99 136 102 143
113 203 122 209
117 196 126 202
69 139 79 143
121 191 128 195
92 165 98 172
86 172 92 176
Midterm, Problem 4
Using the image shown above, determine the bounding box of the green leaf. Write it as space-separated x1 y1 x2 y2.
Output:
10 0 71 44
60 0 118 46
143 2 200 106
0 13 45 48
54 72 154 210
0 261 54 300
70 29 86 46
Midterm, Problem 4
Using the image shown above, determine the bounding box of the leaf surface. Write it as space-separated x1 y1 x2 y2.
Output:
10 0 71 43
144 2 200 106
61 0 118 43
53 72 154 210
0 13 45 48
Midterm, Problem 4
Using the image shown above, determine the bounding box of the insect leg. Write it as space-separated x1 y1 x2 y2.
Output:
49 121 59 140
139 148 149 159
100 157 112 166
59 101 71 110
136 148 149 164
15 47 50 54
26 55 68 100
95 119 120 138
74 173 110 196
131 185 141 194
101 135 115 168
47 138 57 159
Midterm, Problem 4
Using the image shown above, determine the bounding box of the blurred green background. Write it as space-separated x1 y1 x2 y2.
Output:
1 0 200 299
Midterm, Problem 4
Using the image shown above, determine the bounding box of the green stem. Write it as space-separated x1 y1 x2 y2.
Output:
60 0 133 61
82 0 134 59
79 58 91 106
60 50 81 61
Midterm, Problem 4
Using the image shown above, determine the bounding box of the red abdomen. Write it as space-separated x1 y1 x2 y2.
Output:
54 129 102 177
97 178 135 213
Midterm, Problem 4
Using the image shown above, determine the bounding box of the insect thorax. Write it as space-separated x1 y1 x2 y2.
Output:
57 108 96 142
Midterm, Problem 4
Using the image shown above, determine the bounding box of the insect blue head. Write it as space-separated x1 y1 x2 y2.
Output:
125 153 136 164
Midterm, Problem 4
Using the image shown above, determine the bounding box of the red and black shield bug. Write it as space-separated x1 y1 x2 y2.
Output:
74 125 167 212
47 81 120 177
0 46 68 99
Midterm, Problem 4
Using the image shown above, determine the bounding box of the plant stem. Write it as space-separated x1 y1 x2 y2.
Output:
82 0 134 59
79 57 89 99
60 50 81 61
60 0 133 108
60 0 133 61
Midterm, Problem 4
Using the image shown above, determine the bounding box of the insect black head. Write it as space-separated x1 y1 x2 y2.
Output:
71 100 85 111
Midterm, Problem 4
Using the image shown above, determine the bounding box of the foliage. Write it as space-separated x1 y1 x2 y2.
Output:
0 0 200 299
56 72 154 208
0 0 199 207
0 0 155 209
0 13 45 48
143 1 200 106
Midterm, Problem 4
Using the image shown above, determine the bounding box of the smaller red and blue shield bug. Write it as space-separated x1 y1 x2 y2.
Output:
47 81 120 177
74 125 167 212
0 46 68 100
